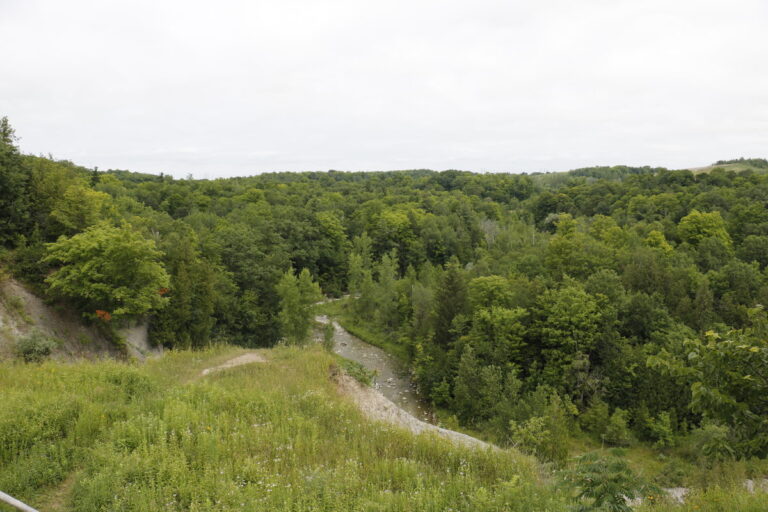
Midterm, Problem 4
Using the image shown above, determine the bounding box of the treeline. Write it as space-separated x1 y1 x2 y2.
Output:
2 116 768 463
0 117 531 348
713 157 768 168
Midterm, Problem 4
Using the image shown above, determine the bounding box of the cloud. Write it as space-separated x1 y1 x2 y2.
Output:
2 0 767 177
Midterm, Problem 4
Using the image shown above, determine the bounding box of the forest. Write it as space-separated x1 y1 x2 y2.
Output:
2 116 768 508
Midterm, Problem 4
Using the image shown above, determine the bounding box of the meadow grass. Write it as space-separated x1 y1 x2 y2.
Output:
3 345 766 511
0 346 566 511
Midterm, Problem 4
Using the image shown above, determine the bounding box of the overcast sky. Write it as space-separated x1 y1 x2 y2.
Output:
2 0 767 178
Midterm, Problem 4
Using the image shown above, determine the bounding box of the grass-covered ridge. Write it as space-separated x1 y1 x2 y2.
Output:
0 347 564 511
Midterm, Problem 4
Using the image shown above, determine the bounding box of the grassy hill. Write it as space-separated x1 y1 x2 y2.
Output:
3 346 768 511
0 346 565 511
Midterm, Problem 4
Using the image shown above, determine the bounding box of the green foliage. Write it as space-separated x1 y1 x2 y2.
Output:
508 393 575 464
580 399 611 437
0 347 567 511
678 209 732 248
336 357 377 386
0 117 30 246
322 322 335 352
276 267 322 345
49 184 115 235
4 118 768 490
149 229 223 348
43 223 170 320
604 408 633 447
691 424 735 463
564 453 656 512
646 412 675 448
648 318 768 457
14 330 58 362
535 283 600 394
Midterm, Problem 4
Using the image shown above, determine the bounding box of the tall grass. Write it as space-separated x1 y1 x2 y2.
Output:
1 346 566 511
3 346 765 511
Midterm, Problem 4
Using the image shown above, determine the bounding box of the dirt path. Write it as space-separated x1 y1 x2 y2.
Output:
200 352 267 376
36 471 79 511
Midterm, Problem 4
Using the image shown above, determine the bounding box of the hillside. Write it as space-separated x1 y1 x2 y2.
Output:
4 346 768 511
0 346 565 512
0 275 156 361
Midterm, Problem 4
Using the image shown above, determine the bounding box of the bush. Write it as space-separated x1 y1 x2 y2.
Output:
563 453 658 512
509 393 575 464
14 331 58 362
691 423 734 462
336 358 376 386
646 411 675 448
604 408 633 446
579 398 610 436
322 322 335 352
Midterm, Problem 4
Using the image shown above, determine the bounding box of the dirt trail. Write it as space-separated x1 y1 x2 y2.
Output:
200 352 267 376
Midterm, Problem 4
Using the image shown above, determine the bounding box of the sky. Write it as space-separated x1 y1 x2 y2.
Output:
1 0 767 178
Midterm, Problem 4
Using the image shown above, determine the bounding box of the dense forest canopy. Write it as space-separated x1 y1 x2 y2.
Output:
2 116 768 464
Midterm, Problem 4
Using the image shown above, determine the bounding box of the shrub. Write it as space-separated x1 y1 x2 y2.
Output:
509 393 575 464
563 453 658 512
646 411 675 448
580 398 610 436
14 331 58 362
691 423 734 462
604 408 633 446
322 322 335 352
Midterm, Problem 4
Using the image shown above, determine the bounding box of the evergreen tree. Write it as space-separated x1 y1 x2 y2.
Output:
433 259 468 347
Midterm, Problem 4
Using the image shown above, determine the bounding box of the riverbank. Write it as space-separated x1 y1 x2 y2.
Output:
315 298 411 363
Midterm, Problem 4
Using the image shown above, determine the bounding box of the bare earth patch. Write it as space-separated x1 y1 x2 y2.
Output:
334 372 496 450
200 352 267 376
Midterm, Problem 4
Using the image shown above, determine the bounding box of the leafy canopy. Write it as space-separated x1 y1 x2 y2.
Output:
44 223 169 320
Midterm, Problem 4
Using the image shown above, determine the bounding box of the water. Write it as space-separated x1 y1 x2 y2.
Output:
316 315 432 421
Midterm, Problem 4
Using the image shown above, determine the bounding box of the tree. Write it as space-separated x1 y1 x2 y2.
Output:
0 116 30 245
677 209 732 248
648 312 768 457
43 223 169 320
464 306 528 366
50 184 116 235
534 283 600 393
467 275 516 310
276 267 322 345
373 250 400 329
149 231 221 348
433 259 468 347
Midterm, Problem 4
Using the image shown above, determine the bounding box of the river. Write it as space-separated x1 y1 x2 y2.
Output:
315 315 432 422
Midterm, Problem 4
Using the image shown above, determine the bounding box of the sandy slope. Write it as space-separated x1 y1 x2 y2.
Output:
334 371 496 450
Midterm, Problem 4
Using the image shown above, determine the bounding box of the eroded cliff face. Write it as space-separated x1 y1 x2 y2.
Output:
0 276 157 361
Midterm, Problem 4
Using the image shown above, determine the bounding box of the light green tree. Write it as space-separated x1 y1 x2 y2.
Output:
43 223 169 320
677 209 732 247
50 184 116 235
276 267 322 345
